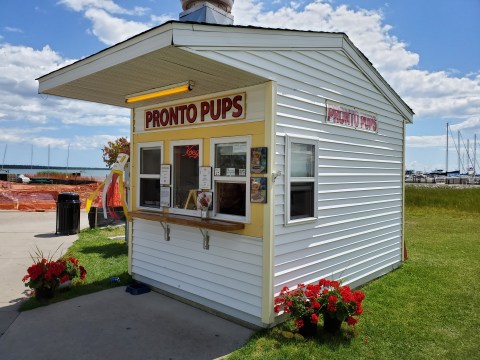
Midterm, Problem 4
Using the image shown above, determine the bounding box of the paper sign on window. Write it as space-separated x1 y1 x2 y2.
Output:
160 164 171 185
160 187 171 207
199 167 212 190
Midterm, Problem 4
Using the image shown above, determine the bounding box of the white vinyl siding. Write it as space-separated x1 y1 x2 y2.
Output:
131 218 263 324
192 48 405 295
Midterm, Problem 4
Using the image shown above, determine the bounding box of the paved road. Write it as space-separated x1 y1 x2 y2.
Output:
0 211 254 359
0 210 89 336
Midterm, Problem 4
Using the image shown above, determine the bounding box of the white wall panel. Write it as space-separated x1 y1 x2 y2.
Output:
132 219 263 319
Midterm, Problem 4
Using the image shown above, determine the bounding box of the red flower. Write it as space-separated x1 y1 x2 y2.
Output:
327 303 337 312
353 291 365 302
311 313 319 324
59 275 70 283
328 295 337 304
79 266 87 280
346 316 358 326
355 306 363 316
286 301 293 307
294 318 304 329
312 301 320 309
274 305 281 313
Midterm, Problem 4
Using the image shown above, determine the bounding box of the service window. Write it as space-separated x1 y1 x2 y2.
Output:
285 136 318 225
170 140 202 215
137 142 162 209
211 136 251 223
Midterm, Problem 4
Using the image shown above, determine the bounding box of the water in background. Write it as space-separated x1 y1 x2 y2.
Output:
1 167 110 179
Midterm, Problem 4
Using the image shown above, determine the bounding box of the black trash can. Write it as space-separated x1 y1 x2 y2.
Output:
56 192 80 235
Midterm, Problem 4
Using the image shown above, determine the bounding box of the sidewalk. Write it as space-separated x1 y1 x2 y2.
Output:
0 287 253 360
0 210 89 335
0 211 254 359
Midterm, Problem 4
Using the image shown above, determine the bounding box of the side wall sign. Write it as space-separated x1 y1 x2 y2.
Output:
145 93 246 130
326 102 378 133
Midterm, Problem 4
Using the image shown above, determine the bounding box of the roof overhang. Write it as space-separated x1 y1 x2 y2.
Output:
38 45 268 109
37 21 413 122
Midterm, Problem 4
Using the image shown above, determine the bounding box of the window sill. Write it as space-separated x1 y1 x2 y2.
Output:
131 211 245 232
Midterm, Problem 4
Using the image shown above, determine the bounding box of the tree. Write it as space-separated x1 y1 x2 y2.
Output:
102 137 130 168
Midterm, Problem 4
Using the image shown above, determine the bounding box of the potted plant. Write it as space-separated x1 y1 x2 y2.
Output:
274 283 321 338
274 278 365 337
315 279 365 333
22 250 87 300
22 258 65 300
57 256 87 288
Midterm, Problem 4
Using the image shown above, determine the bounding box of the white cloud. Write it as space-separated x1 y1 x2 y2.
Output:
0 127 121 150
406 135 446 148
450 117 480 132
233 0 479 131
58 0 156 45
4 27 23 33
83 8 150 45
0 43 129 130
57 0 147 16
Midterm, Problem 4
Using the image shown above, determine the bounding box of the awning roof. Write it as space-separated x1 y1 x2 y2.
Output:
37 21 413 121
38 45 268 109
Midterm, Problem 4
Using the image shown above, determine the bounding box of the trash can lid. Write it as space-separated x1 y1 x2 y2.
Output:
57 192 80 202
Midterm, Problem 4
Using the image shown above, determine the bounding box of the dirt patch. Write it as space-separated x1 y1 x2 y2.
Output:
0 181 102 211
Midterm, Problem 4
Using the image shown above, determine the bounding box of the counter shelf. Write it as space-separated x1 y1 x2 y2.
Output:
130 211 245 249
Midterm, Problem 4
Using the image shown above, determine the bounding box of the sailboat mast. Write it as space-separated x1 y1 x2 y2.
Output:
446 123 449 174
475 134 477 175
2 144 7 170
458 131 461 173
67 143 70 169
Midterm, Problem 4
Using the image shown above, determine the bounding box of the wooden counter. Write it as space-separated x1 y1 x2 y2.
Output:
130 211 245 232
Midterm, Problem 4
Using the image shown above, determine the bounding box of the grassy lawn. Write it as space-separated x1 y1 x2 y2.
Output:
227 186 480 359
20 225 132 311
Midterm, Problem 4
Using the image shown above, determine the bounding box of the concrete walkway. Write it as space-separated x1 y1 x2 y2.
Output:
0 210 89 335
0 211 254 359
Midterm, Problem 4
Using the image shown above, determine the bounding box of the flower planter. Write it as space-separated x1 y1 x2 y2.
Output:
323 314 342 334
58 279 72 290
34 287 55 301
298 317 317 338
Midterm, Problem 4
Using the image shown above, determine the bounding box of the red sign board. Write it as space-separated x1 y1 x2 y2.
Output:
145 93 246 130
326 102 377 133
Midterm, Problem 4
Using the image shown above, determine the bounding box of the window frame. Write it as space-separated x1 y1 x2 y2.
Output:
136 141 163 211
210 135 251 223
169 139 203 217
284 135 318 225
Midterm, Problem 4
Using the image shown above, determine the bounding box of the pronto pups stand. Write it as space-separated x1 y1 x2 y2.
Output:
37 3 413 327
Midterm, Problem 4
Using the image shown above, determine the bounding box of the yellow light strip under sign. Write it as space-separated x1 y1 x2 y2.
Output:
125 81 193 104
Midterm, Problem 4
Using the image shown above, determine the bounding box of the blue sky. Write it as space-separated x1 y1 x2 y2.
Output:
1 0 479 171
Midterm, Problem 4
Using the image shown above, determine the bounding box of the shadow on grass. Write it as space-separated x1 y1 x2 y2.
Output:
19 271 133 312
78 242 128 259
266 321 355 349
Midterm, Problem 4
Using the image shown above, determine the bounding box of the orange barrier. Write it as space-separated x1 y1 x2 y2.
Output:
0 182 102 211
